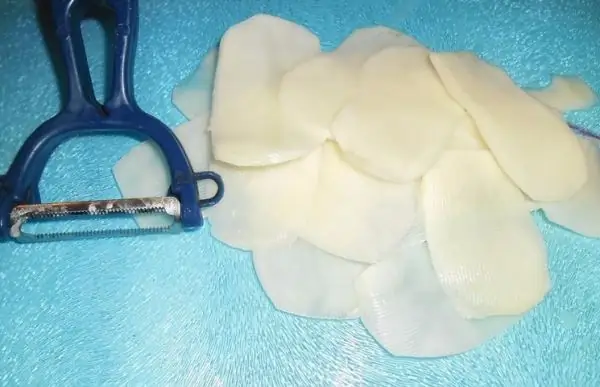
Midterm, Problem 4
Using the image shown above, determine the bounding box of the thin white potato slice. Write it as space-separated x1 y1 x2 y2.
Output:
429 52 587 202
335 26 421 62
331 46 468 183
172 48 218 120
422 150 550 318
356 221 519 358
206 148 322 251
542 137 600 237
526 75 598 112
278 27 422 146
113 116 211 228
253 238 367 319
446 116 487 150
278 54 353 141
300 142 417 263
209 14 324 166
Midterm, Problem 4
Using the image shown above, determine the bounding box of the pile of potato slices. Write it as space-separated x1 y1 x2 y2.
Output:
113 14 599 358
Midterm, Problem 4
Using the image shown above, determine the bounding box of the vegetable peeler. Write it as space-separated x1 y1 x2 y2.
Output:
0 0 224 243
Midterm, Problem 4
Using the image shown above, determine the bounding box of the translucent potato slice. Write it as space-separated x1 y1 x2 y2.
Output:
206 148 322 251
331 46 468 183
172 48 218 120
278 27 422 143
430 52 587 202
209 14 324 167
527 75 598 112
422 150 550 318
113 116 211 229
114 48 217 228
253 238 367 319
542 137 600 237
300 142 417 263
356 222 519 358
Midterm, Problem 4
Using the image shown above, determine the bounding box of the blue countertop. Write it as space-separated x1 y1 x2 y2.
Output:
1 0 599 385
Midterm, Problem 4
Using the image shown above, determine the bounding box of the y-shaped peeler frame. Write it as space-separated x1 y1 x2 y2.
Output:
0 0 223 242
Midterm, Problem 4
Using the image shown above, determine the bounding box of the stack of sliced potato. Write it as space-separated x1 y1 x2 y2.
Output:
112 14 599 358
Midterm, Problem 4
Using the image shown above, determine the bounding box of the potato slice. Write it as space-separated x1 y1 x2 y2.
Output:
446 116 487 150
172 48 218 120
206 148 322 251
334 26 421 61
430 52 587 202
422 150 550 318
278 27 421 151
253 238 367 319
527 75 598 112
278 54 353 141
542 137 600 237
209 14 324 166
331 46 468 183
356 221 519 357
113 116 212 229
300 142 417 263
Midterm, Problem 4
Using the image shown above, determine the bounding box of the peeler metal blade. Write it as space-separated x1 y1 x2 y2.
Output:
9 196 184 243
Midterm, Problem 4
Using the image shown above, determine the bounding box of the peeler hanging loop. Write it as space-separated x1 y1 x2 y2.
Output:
193 171 225 209
0 0 223 242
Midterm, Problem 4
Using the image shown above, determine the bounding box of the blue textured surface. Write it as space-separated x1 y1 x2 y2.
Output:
1 0 600 385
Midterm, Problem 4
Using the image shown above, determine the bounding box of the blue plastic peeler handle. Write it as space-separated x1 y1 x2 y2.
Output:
0 0 224 241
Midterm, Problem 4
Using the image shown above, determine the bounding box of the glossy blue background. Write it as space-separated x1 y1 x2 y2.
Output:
1 0 600 385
